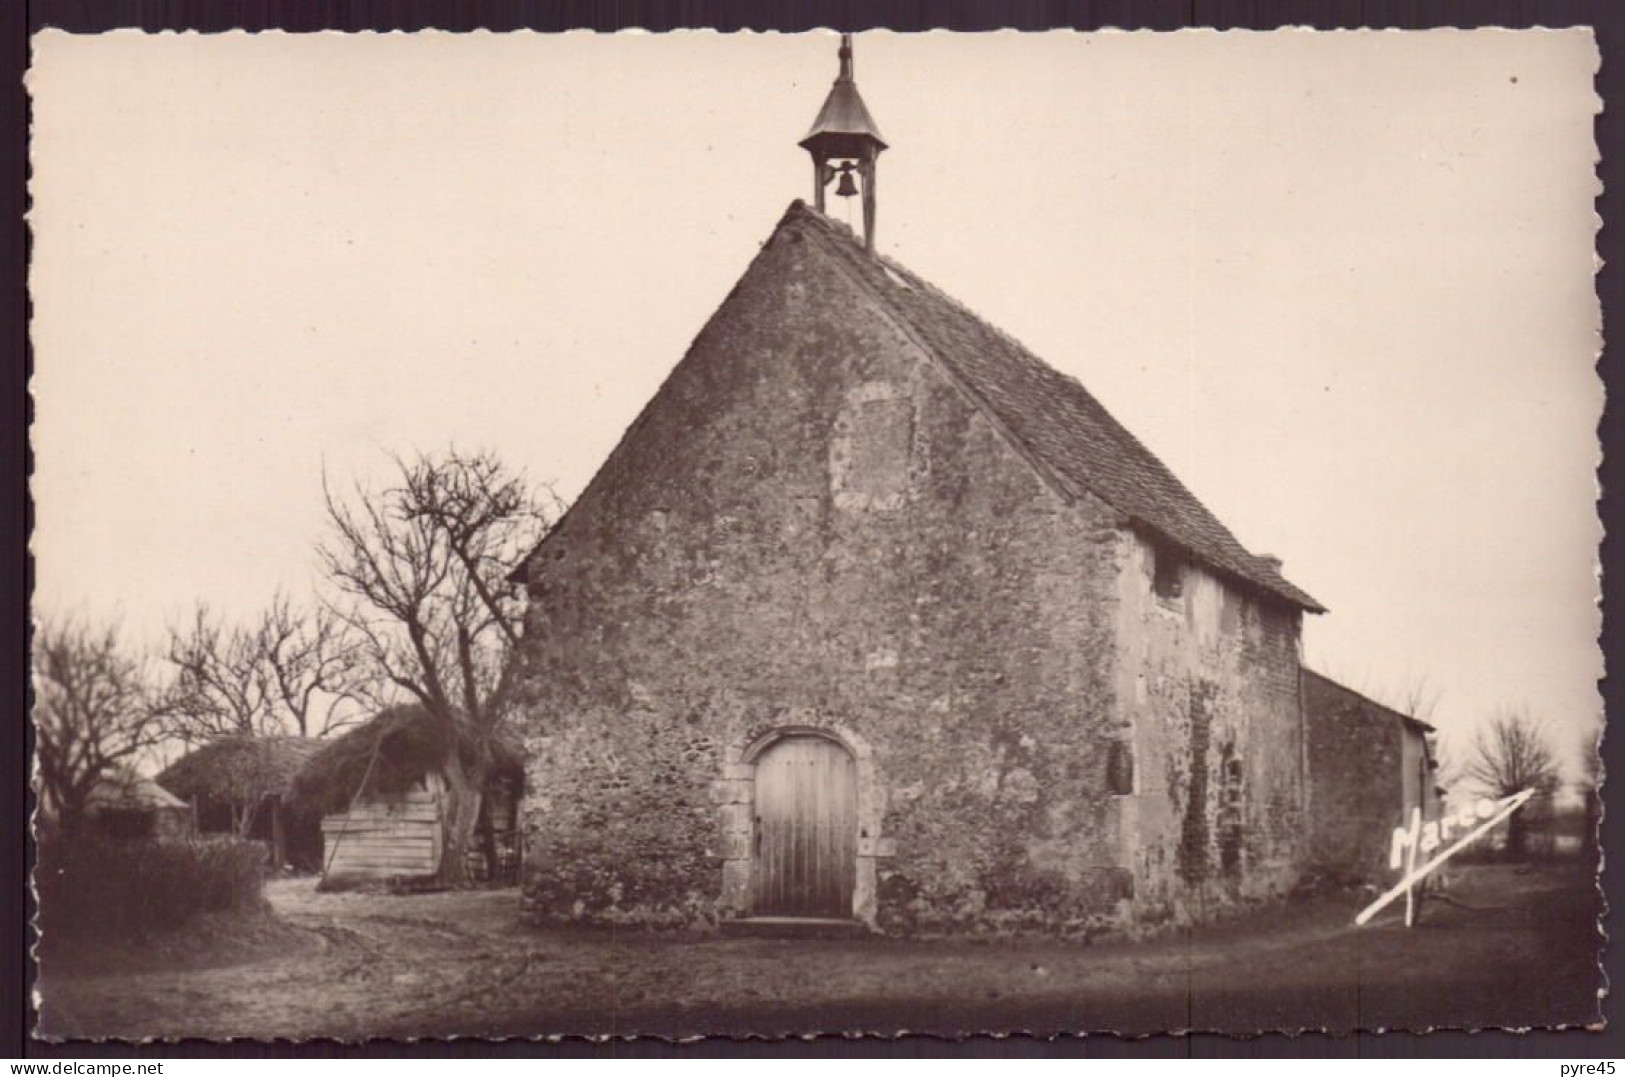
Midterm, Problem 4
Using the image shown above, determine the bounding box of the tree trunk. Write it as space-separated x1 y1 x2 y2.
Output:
270 798 287 870
1506 810 1528 860
436 751 485 888
478 814 498 885
237 798 260 841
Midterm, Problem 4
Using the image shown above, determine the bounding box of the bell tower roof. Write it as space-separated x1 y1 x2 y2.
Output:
798 35 888 157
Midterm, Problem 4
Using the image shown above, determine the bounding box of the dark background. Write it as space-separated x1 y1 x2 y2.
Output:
4 0 1618 1059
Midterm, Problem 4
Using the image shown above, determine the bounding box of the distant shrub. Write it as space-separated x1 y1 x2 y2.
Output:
35 834 268 943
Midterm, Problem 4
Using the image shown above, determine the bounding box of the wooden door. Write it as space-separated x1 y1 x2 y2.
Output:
752 735 857 918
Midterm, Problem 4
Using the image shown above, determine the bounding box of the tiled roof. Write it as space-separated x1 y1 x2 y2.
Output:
784 201 1324 613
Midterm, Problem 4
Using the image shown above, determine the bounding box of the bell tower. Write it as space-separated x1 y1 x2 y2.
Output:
799 34 888 253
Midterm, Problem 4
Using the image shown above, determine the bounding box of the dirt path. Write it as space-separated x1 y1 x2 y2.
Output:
36 863 1602 1041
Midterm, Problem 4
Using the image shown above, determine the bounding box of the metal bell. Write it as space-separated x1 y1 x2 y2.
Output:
835 164 859 198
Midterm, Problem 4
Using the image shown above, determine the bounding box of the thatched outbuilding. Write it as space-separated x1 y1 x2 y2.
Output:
290 705 526 890
157 736 324 870
85 767 195 842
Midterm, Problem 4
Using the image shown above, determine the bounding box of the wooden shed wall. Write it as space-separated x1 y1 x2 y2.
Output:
321 774 444 881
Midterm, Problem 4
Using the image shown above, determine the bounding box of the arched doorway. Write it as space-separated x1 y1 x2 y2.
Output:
751 734 857 918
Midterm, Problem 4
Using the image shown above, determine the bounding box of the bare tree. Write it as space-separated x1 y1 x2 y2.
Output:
1463 708 1561 858
161 603 272 740
319 448 557 886
159 594 378 744
33 616 161 836
1391 674 1442 726
1577 721 1603 865
253 593 379 737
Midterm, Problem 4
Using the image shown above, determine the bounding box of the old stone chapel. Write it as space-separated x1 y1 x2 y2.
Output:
512 38 1325 934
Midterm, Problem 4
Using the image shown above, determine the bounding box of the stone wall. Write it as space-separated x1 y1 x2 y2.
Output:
1112 536 1308 923
514 215 1134 933
1302 670 1433 884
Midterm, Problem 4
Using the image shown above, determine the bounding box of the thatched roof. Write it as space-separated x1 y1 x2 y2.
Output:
289 704 526 816
157 735 323 808
89 767 189 812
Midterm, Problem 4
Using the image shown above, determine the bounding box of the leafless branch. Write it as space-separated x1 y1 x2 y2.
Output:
1463 706 1561 799
317 448 559 737
33 615 163 834
157 595 381 740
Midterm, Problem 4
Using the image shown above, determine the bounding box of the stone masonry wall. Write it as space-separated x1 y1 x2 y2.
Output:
514 217 1133 933
1302 671 1418 884
1113 536 1308 924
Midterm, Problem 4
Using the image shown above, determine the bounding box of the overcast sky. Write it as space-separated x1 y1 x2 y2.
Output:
30 29 1602 776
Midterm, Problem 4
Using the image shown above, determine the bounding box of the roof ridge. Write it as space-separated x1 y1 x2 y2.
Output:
1303 667 1436 732
874 254 1038 359
781 200 1322 613
788 206 1062 381
515 201 1320 613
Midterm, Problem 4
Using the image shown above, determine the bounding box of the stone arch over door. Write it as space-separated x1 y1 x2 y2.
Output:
715 722 888 927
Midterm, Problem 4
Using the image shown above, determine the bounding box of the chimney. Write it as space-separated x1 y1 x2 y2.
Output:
1256 554 1284 574
799 34 888 253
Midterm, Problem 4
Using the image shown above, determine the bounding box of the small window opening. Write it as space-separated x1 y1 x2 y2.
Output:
1152 545 1185 601
1107 740 1135 796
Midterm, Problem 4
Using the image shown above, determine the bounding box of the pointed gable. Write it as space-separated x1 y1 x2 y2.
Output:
518 201 1321 614
777 201 1323 613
